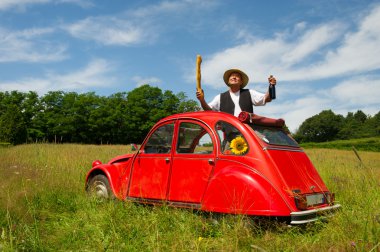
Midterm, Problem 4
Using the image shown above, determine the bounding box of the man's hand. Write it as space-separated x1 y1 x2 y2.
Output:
268 75 276 85
196 89 205 101
196 89 212 111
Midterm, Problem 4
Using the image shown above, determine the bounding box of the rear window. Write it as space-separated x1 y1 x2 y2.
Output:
251 125 299 147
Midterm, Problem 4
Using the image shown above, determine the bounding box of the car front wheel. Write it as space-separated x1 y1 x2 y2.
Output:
87 174 114 199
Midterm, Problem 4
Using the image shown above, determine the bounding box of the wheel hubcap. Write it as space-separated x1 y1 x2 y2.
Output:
93 182 108 198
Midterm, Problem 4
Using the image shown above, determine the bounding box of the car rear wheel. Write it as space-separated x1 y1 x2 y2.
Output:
87 174 114 199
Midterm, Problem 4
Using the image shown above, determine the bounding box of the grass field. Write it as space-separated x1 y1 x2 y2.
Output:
300 137 380 152
0 144 379 251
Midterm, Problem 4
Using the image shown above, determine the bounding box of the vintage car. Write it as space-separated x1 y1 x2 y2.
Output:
85 111 341 224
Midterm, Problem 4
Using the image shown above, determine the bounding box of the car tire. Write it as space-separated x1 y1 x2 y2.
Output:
87 174 115 199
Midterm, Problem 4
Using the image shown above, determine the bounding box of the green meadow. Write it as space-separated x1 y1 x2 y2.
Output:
0 144 379 251
300 137 380 152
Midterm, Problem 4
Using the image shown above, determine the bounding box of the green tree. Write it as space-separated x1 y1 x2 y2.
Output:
0 86 200 145
338 110 375 139
0 91 28 144
0 91 32 143
338 112 359 139
353 110 367 123
23 91 45 143
103 92 129 144
125 85 165 143
72 92 102 143
87 95 110 144
0 104 27 144
294 110 344 143
38 91 64 142
124 85 198 143
364 111 380 137
58 92 78 142
175 92 200 113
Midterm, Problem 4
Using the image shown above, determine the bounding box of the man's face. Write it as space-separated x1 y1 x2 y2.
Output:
228 72 243 87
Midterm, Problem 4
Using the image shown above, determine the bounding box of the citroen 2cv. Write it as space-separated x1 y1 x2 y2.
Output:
85 111 341 224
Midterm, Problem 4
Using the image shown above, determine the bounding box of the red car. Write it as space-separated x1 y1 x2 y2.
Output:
85 111 341 224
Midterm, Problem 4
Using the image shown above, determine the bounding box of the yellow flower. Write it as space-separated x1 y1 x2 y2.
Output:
230 136 248 155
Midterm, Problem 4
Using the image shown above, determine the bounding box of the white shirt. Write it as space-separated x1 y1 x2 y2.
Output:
208 89 266 117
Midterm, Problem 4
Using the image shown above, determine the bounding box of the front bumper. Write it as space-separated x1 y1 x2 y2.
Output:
290 204 342 225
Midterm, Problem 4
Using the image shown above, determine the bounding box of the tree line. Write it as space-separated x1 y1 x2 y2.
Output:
0 85 199 145
1 85 379 145
293 109 380 143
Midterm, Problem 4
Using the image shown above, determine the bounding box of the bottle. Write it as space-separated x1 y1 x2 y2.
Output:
268 75 276 100
269 84 276 99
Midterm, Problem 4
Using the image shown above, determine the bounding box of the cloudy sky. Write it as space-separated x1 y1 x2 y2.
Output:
1 0 379 132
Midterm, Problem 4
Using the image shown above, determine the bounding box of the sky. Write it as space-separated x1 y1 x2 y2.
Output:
1 0 380 132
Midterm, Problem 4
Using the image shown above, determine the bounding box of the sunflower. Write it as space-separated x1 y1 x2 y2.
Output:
230 136 248 155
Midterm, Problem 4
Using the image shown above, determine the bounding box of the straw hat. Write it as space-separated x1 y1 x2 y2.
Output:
223 69 249 88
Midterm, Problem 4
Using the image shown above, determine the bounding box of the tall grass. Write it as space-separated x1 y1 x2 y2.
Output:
300 137 380 152
0 144 379 251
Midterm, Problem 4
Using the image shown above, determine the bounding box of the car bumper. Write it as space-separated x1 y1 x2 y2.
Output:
290 204 342 225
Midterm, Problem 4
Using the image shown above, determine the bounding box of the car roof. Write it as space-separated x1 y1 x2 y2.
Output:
160 111 286 128
159 111 238 125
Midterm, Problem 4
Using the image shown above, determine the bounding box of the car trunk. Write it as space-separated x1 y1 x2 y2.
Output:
267 149 328 194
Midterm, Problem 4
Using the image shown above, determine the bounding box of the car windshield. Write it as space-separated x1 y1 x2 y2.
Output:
250 125 299 147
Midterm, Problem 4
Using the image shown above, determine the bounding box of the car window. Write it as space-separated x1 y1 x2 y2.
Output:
251 125 299 147
216 121 249 155
144 123 174 154
176 122 213 154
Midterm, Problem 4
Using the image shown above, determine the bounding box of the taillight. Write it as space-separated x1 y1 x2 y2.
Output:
294 195 308 210
326 192 335 204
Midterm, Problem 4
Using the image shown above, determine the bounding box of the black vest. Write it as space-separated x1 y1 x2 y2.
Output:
220 89 253 115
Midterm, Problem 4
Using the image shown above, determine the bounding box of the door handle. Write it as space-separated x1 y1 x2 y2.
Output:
208 159 214 165
165 157 170 163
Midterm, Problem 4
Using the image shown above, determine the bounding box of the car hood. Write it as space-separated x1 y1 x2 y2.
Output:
108 153 135 164
267 149 328 194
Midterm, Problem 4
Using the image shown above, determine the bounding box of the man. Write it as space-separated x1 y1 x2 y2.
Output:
196 69 276 116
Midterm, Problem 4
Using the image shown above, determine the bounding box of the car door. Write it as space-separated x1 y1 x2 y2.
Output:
128 122 174 200
168 120 215 204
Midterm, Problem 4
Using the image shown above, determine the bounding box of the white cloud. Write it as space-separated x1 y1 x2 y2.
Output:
281 22 344 65
0 0 93 11
64 0 218 46
0 0 48 11
330 76 380 106
268 75 380 133
307 5 380 77
192 4 380 133
0 59 115 94
199 21 345 86
199 39 287 88
0 27 67 62
131 0 190 17
132 76 162 87
198 4 380 88
47 58 115 89
130 0 218 18
56 0 93 8
64 17 149 46
281 6 380 131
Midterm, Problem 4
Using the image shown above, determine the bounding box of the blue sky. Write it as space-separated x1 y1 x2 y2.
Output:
1 0 380 132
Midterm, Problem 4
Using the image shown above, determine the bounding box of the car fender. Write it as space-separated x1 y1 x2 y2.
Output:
201 164 291 216
85 164 126 200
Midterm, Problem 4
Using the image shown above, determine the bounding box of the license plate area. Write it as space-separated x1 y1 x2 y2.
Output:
306 194 324 206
